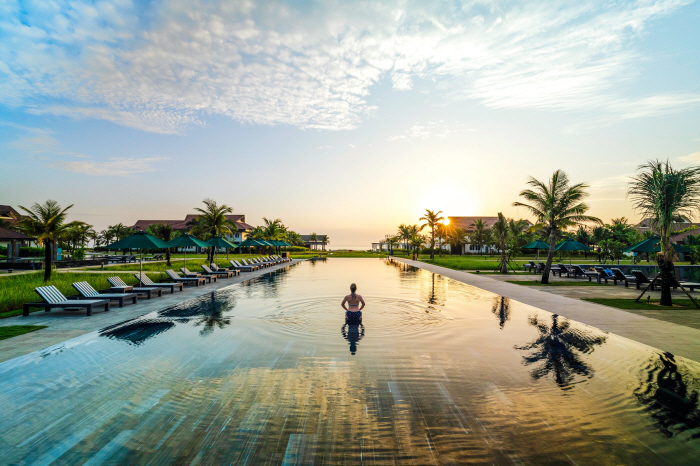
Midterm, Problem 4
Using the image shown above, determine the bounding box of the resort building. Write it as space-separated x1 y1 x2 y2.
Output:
0 205 28 226
302 234 329 250
131 214 254 244
636 217 700 244
0 227 35 261
447 216 533 255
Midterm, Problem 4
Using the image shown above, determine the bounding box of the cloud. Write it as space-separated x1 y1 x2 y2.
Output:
0 0 696 133
51 157 167 176
387 121 475 141
679 151 700 164
7 124 167 175
317 144 332 149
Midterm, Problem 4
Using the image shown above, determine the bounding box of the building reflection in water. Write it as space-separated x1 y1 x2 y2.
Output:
491 296 511 329
635 352 700 439
341 323 365 355
515 314 607 387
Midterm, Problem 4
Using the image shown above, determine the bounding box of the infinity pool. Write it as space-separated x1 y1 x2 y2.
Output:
2 258 700 465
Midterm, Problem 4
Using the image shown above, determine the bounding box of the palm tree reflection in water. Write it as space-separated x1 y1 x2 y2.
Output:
635 352 700 439
515 314 607 387
159 292 235 337
341 323 365 355
492 296 511 329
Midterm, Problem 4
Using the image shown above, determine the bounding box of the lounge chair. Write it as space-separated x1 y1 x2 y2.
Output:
523 261 537 273
144 253 164 261
558 264 582 278
572 265 601 282
181 267 217 283
272 254 290 263
549 264 564 277
165 269 206 286
253 257 274 267
672 276 700 291
631 270 655 290
267 255 283 264
72 281 138 307
202 264 235 278
23 286 110 317
134 273 183 293
611 268 636 287
245 258 267 268
230 260 257 272
594 267 619 285
107 276 163 299
210 263 232 272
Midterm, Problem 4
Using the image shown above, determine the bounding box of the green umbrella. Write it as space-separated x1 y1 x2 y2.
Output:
103 231 172 285
555 239 591 264
624 236 659 253
168 233 209 269
206 236 236 263
522 240 550 260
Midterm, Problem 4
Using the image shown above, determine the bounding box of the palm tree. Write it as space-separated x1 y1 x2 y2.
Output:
628 160 700 305
436 223 450 256
513 170 601 284
397 224 411 256
491 213 510 274
386 236 399 254
447 227 468 253
148 222 178 266
193 199 235 263
470 219 488 256
286 231 304 247
409 234 425 259
17 200 78 281
408 225 422 257
309 232 318 250
419 209 444 260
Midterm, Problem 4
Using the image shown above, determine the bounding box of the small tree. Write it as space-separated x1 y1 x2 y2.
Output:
148 222 178 266
470 219 488 256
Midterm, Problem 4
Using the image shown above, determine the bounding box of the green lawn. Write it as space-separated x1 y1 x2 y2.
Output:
583 298 700 309
0 271 166 318
418 256 531 271
506 280 607 286
0 325 48 340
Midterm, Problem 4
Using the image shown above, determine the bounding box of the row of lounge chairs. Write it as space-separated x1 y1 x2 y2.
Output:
23 255 292 316
523 260 700 290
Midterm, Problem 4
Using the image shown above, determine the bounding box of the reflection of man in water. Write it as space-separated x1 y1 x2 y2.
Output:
341 323 365 355
341 283 365 322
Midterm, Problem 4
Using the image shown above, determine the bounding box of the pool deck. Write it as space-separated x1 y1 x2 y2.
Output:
393 257 700 363
0 260 302 363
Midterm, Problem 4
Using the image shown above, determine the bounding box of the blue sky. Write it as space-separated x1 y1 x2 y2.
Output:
1 0 700 247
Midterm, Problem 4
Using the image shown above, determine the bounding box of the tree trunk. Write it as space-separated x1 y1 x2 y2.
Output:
658 233 674 306
430 227 435 260
499 238 508 274
165 248 171 266
44 242 52 282
540 235 557 284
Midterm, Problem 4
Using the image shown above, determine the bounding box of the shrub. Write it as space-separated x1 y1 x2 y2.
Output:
73 248 86 261
19 247 44 257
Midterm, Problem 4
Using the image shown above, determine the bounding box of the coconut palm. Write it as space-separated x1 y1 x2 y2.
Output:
628 160 700 305
470 219 488 256
419 209 444 260
286 231 304 247
447 227 468 253
309 232 318 250
386 236 399 254
491 213 510 273
17 200 80 281
396 224 412 256
409 234 426 259
191 199 235 262
513 170 601 284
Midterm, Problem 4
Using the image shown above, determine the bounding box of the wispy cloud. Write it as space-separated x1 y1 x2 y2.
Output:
679 151 700 164
387 121 475 141
7 124 166 175
51 157 167 176
0 0 696 133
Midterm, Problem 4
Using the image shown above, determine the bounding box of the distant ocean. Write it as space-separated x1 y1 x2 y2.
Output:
328 246 370 251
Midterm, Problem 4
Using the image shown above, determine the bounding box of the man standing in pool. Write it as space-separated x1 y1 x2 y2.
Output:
341 283 365 322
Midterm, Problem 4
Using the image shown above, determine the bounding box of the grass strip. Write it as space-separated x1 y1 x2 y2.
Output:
0 271 165 317
0 325 48 341
583 298 700 309
506 280 607 287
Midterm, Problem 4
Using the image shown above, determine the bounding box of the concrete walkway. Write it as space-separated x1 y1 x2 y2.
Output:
392 257 700 363
0 260 302 363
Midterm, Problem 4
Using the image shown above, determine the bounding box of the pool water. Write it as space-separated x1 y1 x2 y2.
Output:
2 258 700 465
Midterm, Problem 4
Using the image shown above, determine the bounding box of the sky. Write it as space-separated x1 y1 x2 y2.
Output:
1 0 700 248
